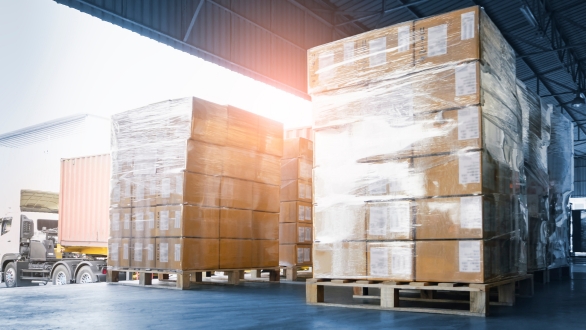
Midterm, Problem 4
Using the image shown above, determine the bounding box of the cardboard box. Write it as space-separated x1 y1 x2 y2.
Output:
156 238 219 270
185 139 224 176
107 238 130 268
252 240 279 268
220 177 253 210
130 238 156 269
314 203 366 241
219 239 252 269
281 158 313 182
279 244 312 267
313 242 366 278
280 179 312 202
279 223 313 244
279 201 312 223
308 21 414 93
155 172 185 205
367 242 415 280
366 201 413 240
110 208 131 238
283 137 313 160
155 205 220 238
110 178 132 208
220 208 252 239
131 207 156 238
258 116 284 157
221 148 280 185
227 106 259 152
183 172 221 207
252 182 280 212
252 211 279 240
191 97 228 146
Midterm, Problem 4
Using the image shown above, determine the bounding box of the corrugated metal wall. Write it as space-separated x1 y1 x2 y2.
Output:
575 158 586 197
54 0 346 99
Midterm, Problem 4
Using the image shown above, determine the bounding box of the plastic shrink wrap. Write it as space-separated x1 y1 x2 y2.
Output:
548 109 573 269
517 80 551 271
309 6 527 283
108 97 282 271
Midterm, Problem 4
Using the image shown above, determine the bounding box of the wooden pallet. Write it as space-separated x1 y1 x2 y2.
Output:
306 274 533 317
279 266 313 281
107 267 280 290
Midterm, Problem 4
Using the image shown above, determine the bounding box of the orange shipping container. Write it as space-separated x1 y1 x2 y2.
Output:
59 154 111 248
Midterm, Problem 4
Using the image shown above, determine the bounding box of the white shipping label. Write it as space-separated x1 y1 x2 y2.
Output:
112 213 120 231
123 243 129 260
455 63 477 96
369 206 388 236
391 247 413 276
370 247 389 277
160 210 169 231
305 227 312 242
176 175 183 194
461 11 475 40
147 244 154 261
123 181 131 198
161 178 171 198
388 202 411 234
298 205 304 221
459 152 481 184
369 37 387 67
124 214 130 230
134 242 143 262
398 25 410 52
298 183 305 199
305 184 312 200
149 179 157 196
368 180 387 195
427 24 447 57
298 227 305 243
159 243 168 263
174 244 181 262
460 196 483 229
343 41 355 65
112 184 121 203
135 212 144 231
305 206 312 221
174 211 181 229
303 248 311 262
458 107 480 140
135 181 144 201
388 178 402 193
459 241 481 272
148 212 155 229
318 52 335 81
297 248 304 264
111 243 119 261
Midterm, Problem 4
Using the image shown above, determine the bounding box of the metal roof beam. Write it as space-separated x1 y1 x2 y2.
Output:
334 0 430 27
183 0 204 42
516 42 586 59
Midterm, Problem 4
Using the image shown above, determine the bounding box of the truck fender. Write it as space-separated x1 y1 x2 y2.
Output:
49 261 76 282
1 254 20 273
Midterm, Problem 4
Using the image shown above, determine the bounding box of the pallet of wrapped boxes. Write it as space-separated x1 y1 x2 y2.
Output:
279 137 314 280
306 6 533 316
107 97 282 289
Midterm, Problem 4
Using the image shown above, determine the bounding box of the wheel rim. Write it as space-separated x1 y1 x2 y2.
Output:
5 268 15 287
55 271 67 285
79 273 92 284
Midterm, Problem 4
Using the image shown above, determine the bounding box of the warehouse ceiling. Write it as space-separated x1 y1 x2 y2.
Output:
54 0 586 156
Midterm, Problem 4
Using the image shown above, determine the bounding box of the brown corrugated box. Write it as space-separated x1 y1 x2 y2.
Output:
280 179 312 202
313 242 366 278
279 201 312 223
367 242 415 281
156 238 219 270
279 244 312 267
190 97 228 146
185 140 224 176
220 208 252 239
222 147 280 185
283 137 313 160
227 106 259 152
219 239 252 269
155 205 220 238
183 172 222 207
110 178 132 208
366 201 413 240
220 177 253 209
131 175 158 207
110 208 131 238
314 203 366 241
281 158 313 182
252 211 279 240
258 116 284 157
131 207 156 238
279 223 313 244
130 238 156 269
252 182 280 212
107 238 130 268
252 240 279 268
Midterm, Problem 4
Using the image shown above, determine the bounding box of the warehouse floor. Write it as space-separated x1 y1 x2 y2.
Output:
2 261 585 329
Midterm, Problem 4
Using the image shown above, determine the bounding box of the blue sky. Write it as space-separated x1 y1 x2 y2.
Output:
0 0 312 134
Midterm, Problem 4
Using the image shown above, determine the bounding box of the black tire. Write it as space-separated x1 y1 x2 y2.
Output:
52 265 71 285
4 262 17 288
75 266 94 284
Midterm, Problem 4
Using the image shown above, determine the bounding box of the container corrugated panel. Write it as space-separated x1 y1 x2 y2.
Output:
58 154 111 247
285 126 314 141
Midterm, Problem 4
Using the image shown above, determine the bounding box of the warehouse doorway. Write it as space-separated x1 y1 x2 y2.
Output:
571 210 586 255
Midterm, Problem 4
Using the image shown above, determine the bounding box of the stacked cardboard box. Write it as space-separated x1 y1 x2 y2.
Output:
108 97 282 272
279 138 314 267
517 80 550 271
309 6 527 283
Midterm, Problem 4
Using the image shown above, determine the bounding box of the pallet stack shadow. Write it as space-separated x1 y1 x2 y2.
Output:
107 97 282 282
279 137 314 274
307 6 528 283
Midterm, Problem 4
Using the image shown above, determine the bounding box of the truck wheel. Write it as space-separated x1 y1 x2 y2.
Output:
76 266 94 284
4 262 17 288
52 265 70 285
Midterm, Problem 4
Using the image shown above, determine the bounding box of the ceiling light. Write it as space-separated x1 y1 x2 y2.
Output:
571 91 585 108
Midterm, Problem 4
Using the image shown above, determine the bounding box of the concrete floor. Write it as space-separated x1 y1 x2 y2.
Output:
1 264 585 329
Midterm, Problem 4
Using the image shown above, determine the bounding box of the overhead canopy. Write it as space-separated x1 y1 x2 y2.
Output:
20 190 59 214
